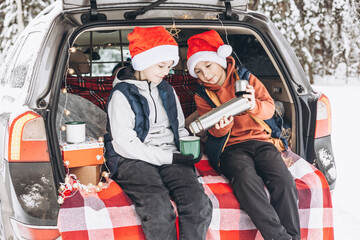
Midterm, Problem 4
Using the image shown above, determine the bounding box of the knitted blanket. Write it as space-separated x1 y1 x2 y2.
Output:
57 150 334 240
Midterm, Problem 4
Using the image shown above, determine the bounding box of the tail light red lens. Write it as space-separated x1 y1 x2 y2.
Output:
8 111 50 162
314 94 332 138
11 219 60 240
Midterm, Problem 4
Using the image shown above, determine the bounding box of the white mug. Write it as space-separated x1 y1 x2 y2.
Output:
65 121 86 143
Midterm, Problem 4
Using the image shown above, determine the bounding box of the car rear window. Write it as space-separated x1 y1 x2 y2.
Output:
69 29 279 78
72 30 132 77
229 34 279 77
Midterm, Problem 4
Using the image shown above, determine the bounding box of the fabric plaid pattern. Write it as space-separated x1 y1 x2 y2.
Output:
64 74 197 116
283 150 334 240
58 150 333 240
58 180 146 240
65 76 114 112
165 73 198 118
196 150 334 240
66 76 114 92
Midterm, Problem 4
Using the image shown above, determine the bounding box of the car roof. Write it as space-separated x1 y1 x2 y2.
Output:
61 0 248 11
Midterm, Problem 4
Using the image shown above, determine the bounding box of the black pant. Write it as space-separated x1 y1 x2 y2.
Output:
113 158 212 240
220 140 300 240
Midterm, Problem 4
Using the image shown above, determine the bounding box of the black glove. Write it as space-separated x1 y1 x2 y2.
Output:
172 151 203 165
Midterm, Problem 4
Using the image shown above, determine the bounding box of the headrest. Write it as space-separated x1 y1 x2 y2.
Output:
69 50 91 75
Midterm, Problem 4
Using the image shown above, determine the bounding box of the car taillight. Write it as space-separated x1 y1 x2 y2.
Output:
11 219 60 240
8 111 50 162
314 94 332 138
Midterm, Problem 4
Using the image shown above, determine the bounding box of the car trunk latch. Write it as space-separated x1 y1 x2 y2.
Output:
219 0 239 21
81 0 107 24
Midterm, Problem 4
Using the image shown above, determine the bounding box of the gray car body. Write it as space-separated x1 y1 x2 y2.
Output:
0 1 333 239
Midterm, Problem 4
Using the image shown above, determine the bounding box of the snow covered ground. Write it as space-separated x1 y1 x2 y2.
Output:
312 82 360 239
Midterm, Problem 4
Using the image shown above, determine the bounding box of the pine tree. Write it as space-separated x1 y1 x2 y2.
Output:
0 0 54 61
254 0 360 83
0 0 19 61
342 0 360 81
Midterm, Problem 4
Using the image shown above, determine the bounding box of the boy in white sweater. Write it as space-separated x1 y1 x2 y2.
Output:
104 26 212 240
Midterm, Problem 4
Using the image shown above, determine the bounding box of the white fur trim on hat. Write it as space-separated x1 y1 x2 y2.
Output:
187 51 227 78
131 45 179 71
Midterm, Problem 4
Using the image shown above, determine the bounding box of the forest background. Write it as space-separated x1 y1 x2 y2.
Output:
0 0 359 84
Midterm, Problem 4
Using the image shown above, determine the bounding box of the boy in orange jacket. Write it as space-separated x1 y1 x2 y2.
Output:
187 30 300 240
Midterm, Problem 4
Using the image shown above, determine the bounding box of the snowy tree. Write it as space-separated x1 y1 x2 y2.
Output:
252 0 360 83
343 0 360 80
0 0 19 62
22 0 55 25
0 0 54 63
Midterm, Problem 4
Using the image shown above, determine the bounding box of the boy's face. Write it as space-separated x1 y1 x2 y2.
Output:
194 61 226 86
141 60 174 84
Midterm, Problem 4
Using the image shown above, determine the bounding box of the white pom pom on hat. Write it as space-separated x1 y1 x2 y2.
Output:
217 44 233 58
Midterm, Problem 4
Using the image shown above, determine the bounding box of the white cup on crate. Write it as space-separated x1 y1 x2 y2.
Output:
65 121 86 143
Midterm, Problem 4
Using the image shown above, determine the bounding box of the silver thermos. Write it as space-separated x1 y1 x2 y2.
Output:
189 79 250 134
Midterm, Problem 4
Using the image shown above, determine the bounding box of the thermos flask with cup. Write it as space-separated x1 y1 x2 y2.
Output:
188 79 250 134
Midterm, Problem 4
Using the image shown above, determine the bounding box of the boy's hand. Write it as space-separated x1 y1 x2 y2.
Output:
172 151 203 165
215 115 234 130
242 85 256 110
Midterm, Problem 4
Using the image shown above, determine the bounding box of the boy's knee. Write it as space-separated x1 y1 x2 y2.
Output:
270 172 296 192
197 192 212 209
140 197 176 222
190 194 213 223
194 191 213 216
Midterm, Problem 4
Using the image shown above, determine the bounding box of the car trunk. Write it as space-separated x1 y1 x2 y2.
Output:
54 24 298 184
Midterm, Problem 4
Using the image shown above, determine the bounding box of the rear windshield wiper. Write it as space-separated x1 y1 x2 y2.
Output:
124 0 168 20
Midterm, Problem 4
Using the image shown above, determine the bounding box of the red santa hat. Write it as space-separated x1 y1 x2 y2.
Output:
128 26 179 71
187 30 232 78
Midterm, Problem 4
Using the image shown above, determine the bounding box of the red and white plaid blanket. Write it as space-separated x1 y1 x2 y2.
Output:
58 150 334 240
64 74 198 118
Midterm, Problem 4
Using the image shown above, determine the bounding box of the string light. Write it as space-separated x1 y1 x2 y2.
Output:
69 47 77 53
59 185 66 192
65 176 71 184
58 196 64 204
102 171 110 179
57 167 112 204
57 44 112 205
68 68 75 75
57 142 112 204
